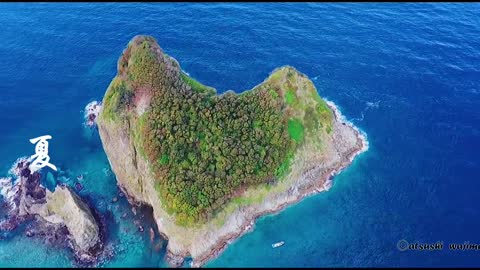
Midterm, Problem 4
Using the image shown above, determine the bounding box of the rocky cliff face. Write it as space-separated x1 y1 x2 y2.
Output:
97 35 366 267
40 185 100 253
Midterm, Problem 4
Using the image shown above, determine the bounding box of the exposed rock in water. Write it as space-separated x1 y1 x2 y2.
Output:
39 185 100 254
25 218 71 249
25 229 34 237
0 159 102 262
166 250 185 268
149 227 155 243
84 101 102 128
75 182 83 191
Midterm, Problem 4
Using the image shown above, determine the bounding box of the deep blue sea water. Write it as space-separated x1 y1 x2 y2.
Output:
0 3 479 267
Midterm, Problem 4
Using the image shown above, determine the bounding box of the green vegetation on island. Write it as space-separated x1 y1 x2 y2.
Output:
100 35 333 226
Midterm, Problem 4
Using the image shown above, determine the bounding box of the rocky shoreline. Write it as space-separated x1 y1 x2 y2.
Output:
99 98 367 268
95 35 368 268
186 100 368 268
0 159 106 265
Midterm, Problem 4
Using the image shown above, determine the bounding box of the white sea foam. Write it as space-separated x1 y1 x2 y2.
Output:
0 177 19 211
342 99 380 122
325 99 370 154
8 156 29 177
0 177 13 196
1 157 29 212
84 100 102 127
366 100 380 108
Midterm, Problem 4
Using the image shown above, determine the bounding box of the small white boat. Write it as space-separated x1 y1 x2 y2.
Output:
272 241 285 248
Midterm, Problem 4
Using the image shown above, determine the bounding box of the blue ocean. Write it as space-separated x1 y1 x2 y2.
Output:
1 3 479 267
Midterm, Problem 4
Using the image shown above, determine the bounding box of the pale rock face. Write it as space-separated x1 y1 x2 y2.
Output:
39 185 100 252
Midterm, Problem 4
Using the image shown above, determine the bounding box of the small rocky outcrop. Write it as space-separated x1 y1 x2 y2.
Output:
0 159 102 262
84 100 102 128
39 185 100 254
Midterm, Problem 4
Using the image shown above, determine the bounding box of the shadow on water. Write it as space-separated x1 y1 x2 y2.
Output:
139 204 168 264
70 169 168 267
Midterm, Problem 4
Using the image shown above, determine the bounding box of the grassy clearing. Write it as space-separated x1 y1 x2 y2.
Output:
288 118 305 143
285 88 297 105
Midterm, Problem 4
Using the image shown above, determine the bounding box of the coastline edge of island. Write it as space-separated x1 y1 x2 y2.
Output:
186 99 369 268
110 98 369 268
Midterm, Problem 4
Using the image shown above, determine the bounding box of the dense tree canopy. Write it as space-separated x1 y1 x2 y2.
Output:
103 36 332 226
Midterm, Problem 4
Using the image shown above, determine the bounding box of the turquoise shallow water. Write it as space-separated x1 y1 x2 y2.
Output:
1 3 480 267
